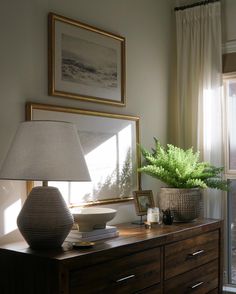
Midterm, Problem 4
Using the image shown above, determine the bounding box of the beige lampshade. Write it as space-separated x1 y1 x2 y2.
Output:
0 120 91 182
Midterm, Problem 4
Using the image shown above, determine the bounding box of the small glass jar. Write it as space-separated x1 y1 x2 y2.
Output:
147 207 161 224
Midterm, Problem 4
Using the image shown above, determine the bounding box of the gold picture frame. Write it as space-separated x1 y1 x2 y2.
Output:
133 190 155 216
26 102 140 206
48 13 126 106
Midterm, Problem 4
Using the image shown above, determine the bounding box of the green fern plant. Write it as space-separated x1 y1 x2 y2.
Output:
138 138 228 190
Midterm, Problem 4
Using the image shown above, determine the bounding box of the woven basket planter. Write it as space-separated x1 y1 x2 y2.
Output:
158 187 203 222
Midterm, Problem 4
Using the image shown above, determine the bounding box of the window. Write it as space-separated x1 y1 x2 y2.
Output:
224 75 236 285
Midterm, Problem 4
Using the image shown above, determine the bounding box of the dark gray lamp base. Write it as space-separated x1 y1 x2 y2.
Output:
17 186 73 249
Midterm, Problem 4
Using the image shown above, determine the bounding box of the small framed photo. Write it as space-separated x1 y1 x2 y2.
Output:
133 190 154 216
48 13 126 106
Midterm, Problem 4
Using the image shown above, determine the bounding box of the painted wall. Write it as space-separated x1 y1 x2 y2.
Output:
0 0 172 244
222 0 236 43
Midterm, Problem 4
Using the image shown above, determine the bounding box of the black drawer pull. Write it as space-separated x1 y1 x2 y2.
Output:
188 249 204 257
116 274 135 283
190 281 204 289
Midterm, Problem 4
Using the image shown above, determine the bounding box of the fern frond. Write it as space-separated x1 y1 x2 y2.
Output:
138 139 228 191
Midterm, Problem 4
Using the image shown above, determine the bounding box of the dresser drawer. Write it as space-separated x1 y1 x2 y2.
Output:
135 283 161 294
164 259 218 294
70 247 161 294
165 230 219 279
207 289 219 294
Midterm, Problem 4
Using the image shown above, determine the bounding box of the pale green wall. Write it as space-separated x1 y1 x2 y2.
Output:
0 0 172 244
222 0 236 42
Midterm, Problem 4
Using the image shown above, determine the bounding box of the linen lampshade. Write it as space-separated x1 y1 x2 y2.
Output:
0 120 91 248
0 120 90 181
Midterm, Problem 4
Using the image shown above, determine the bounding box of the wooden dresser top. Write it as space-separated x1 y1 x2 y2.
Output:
0 218 223 271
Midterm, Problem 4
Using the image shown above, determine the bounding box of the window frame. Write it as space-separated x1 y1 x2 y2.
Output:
223 73 236 285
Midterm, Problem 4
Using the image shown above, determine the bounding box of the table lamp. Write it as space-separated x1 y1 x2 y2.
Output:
0 120 91 249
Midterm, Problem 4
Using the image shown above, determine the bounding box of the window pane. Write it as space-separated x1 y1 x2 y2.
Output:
228 79 236 170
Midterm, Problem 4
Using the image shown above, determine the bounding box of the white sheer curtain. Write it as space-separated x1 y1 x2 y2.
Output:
174 1 224 218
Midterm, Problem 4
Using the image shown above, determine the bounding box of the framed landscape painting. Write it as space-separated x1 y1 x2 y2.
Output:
48 13 126 106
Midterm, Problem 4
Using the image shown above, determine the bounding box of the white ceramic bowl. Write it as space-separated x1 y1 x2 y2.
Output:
71 207 117 232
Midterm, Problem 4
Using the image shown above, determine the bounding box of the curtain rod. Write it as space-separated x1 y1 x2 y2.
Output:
174 0 220 11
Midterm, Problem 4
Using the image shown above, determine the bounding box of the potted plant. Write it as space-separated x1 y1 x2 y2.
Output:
138 138 228 222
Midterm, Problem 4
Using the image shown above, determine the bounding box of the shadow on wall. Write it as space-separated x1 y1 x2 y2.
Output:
0 229 24 245
0 181 26 245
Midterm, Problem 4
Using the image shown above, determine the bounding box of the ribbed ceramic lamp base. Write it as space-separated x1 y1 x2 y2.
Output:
17 186 74 249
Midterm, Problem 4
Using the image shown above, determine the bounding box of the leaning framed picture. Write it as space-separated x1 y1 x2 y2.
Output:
48 13 126 106
26 102 140 206
133 190 154 216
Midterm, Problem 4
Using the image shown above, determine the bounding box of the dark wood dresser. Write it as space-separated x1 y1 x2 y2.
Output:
0 218 223 294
